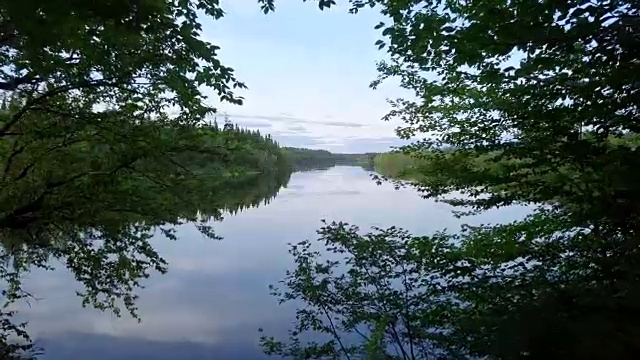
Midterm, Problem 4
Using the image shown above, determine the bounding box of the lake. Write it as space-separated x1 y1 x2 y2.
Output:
20 166 530 359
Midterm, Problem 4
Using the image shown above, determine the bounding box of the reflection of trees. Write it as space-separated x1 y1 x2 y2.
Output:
291 163 335 172
0 168 290 356
203 170 291 216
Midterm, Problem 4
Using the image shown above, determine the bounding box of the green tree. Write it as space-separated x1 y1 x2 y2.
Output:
261 221 463 360
263 0 640 358
1 0 246 117
0 0 295 354
372 152 419 179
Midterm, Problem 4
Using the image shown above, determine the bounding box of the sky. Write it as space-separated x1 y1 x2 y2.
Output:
197 0 411 153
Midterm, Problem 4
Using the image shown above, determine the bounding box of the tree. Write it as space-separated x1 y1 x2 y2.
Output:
263 0 640 358
1 0 246 118
261 221 464 360
0 1 296 353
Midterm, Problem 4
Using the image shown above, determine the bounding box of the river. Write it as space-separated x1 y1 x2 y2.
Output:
20 166 530 359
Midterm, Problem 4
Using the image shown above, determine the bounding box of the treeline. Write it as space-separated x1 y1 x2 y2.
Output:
282 147 376 171
373 152 422 179
375 132 640 183
186 118 290 176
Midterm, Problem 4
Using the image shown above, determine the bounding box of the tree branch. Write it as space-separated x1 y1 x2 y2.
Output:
363 265 410 359
2 143 26 182
0 78 131 137
11 136 86 183
400 265 416 360
0 74 40 92
319 302 352 360
0 155 141 230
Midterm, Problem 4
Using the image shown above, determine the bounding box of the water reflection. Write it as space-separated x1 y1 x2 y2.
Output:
21 166 531 359
209 169 292 215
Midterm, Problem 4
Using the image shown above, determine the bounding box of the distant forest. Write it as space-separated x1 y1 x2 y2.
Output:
282 147 377 172
373 133 640 182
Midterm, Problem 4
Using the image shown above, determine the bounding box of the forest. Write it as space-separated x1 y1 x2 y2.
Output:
2 0 639 359
283 147 376 171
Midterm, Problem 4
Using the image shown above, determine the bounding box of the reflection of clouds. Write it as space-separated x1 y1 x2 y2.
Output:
279 190 362 198
23 267 292 344
38 330 285 360
19 166 532 359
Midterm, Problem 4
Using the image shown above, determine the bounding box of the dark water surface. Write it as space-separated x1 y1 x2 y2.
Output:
22 166 530 359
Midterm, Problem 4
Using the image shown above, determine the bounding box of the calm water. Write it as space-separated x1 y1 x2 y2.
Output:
21 166 530 359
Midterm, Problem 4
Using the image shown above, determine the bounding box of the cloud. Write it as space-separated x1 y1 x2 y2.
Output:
233 119 272 128
223 113 367 128
336 137 409 153
207 111 406 152
268 133 330 148
285 124 307 132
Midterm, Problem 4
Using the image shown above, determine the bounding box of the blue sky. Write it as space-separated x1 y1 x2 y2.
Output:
198 0 410 153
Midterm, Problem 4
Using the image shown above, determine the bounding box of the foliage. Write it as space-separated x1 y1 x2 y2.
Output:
0 0 295 354
261 221 459 360
265 212 640 359
372 152 420 180
0 294 41 360
375 133 640 214
0 0 246 120
365 0 640 217
264 0 640 359
0 103 291 352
